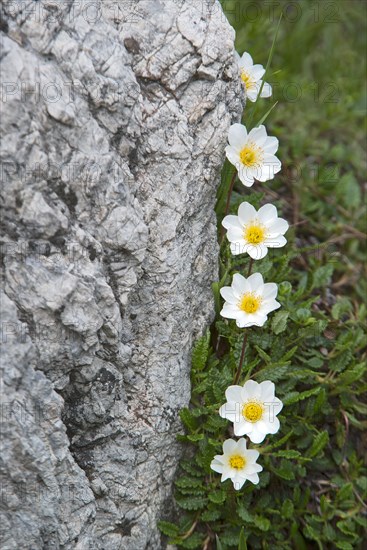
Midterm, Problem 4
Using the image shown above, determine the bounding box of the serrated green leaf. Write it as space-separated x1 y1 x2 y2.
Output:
176 496 208 511
272 450 302 459
306 431 329 458
208 490 226 504
283 387 321 405
271 310 289 335
192 331 211 372
158 521 180 537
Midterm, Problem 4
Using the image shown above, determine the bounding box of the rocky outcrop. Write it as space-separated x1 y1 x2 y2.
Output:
0 1 242 548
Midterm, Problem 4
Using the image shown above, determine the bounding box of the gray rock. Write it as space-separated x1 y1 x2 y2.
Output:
0 1 243 548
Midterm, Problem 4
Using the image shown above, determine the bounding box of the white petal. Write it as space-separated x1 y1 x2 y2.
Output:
220 305 240 320
251 64 265 80
227 226 244 242
261 283 278 301
210 457 224 473
219 403 238 422
247 272 264 292
247 125 267 147
258 204 278 224
257 416 280 435
225 385 243 404
225 145 241 167
257 155 281 181
267 416 281 434
232 475 247 490
267 218 289 235
243 449 259 463
259 380 275 401
229 241 247 256
245 466 261 476
237 313 267 328
260 81 272 98
262 299 281 313
222 215 242 230
232 273 249 297
246 89 257 102
237 201 257 225
221 469 233 482
245 472 260 485
242 379 261 399
249 313 268 327
268 397 283 415
233 420 251 436
263 136 279 155
228 123 248 150
246 243 268 260
239 52 253 69
223 439 237 455
220 287 237 304
247 428 266 444
265 235 287 248
236 438 248 454
237 168 255 187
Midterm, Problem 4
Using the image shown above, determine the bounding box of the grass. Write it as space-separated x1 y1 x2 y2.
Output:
159 1 366 548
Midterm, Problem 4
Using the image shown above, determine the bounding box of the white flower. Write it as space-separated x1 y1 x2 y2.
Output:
210 438 263 490
225 123 281 187
219 380 283 444
222 202 289 260
235 51 272 102
220 272 280 328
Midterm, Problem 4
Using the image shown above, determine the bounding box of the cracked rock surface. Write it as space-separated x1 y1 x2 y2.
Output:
0 1 243 548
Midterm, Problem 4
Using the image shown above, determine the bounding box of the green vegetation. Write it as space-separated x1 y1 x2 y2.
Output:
159 1 366 548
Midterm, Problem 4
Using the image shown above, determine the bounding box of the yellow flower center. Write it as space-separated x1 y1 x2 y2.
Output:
239 142 263 168
239 293 262 314
244 224 266 244
242 402 264 423
229 454 246 470
240 71 255 90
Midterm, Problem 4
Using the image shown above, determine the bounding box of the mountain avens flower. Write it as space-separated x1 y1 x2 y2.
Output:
225 123 281 187
210 438 262 490
235 51 272 102
220 273 280 328
222 202 289 259
219 380 283 444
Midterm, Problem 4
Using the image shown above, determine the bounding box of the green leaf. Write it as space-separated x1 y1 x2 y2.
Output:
238 527 248 550
175 476 203 489
283 387 321 405
338 362 366 385
208 490 226 504
254 516 271 532
312 264 334 289
180 408 199 432
272 450 302 459
216 535 224 550
254 346 271 363
201 509 222 521
158 521 180 537
176 496 208 511
254 101 279 127
306 431 329 458
192 331 211 371
271 310 289 335
281 499 294 519
179 532 205 549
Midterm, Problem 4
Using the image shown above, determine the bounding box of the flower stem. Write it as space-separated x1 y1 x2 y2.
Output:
233 258 254 385
220 169 237 243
